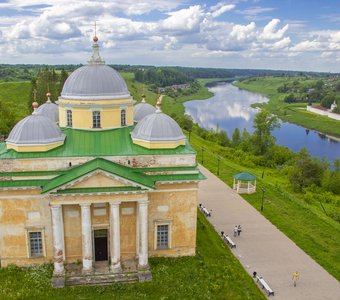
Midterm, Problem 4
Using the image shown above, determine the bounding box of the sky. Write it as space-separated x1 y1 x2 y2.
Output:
0 0 340 72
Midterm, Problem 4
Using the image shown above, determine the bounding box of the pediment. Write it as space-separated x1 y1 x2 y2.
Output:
55 170 145 192
69 172 128 189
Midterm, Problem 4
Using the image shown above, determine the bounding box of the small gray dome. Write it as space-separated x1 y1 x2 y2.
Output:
36 100 59 123
131 110 185 142
134 100 156 122
61 64 131 100
6 112 65 145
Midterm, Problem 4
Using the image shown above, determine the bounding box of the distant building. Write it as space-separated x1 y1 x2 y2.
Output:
157 83 190 94
306 101 340 121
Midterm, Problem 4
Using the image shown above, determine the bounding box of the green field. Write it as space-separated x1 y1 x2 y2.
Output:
234 77 340 138
0 81 31 120
0 213 265 300
186 131 340 281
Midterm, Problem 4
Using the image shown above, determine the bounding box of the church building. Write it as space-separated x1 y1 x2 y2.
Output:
0 36 204 286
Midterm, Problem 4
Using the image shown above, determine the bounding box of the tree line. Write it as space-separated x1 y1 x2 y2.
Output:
28 68 68 108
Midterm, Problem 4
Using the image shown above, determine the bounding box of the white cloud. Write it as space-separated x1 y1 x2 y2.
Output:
260 19 288 40
230 22 256 41
210 4 235 18
0 1 339 71
290 40 323 52
162 5 204 32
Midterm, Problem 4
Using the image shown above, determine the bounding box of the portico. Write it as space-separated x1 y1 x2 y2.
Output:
50 197 149 276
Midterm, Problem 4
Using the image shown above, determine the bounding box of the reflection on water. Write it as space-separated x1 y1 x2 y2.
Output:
184 83 340 162
185 83 267 132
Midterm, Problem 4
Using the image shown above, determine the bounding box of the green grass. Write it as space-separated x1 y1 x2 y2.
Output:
0 213 265 300
0 81 31 122
234 77 340 138
187 131 340 280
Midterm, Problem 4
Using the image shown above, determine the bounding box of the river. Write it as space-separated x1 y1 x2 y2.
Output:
184 82 340 163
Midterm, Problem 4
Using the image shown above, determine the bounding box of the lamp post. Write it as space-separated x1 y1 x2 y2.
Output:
261 159 267 179
217 155 221 176
201 146 205 164
261 187 266 211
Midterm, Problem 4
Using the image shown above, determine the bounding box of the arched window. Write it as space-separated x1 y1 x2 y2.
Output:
66 110 72 127
92 111 101 128
121 109 126 126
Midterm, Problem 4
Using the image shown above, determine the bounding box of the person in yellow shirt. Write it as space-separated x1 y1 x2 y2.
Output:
292 271 299 287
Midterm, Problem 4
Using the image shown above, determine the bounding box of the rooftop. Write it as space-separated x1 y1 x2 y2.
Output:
0 126 195 159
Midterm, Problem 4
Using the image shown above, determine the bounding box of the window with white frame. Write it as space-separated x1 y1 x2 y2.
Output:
66 110 72 127
156 223 171 250
121 109 126 126
29 231 43 257
92 111 101 128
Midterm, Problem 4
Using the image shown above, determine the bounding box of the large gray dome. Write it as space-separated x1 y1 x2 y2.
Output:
131 110 185 142
61 64 131 100
36 100 59 123
6 112 65 145
134 100 156 122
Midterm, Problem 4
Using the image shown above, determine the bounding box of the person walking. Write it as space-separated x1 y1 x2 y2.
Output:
292 271 299 287
234 225 238 237
237 225 242 236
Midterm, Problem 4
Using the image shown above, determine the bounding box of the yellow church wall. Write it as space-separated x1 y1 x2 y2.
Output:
6 141 64 152
70 173 127 189
0 181 199 267
63 205 82 262
120 202 137 258
132 139 186 149
58 104 134 130
0 193 53 267
148 188 198 257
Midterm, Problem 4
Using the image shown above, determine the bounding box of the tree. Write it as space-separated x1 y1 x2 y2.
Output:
0 101 16 137
284 94 295 103
288 148 327 192
28 77 37 109
320 93 335 109
231 128 241 147
251 109 280 155
322 159 340 195
58 68 69 96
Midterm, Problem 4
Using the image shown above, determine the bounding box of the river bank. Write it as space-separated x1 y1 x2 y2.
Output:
233 77 340 138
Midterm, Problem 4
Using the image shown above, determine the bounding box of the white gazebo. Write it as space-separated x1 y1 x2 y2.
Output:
233 172 257 194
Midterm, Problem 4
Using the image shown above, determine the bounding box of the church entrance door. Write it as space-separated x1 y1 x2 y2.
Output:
94 229 108 261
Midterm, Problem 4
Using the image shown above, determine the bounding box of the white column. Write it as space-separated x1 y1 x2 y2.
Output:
110 202 121 272
138 199 149 268
80 203 93 273
51 205 64 275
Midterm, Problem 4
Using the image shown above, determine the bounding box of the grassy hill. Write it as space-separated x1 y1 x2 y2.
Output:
187 130 340 281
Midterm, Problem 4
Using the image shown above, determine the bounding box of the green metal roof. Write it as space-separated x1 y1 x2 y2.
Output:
53 186 146 194
42 158 155 193
133 165 199 173
0 170 66 177
149 173 206 182
0 179 49 188
233 172 256 181
0 126 196 159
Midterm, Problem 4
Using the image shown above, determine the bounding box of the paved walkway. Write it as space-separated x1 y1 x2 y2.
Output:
198 165 340 300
